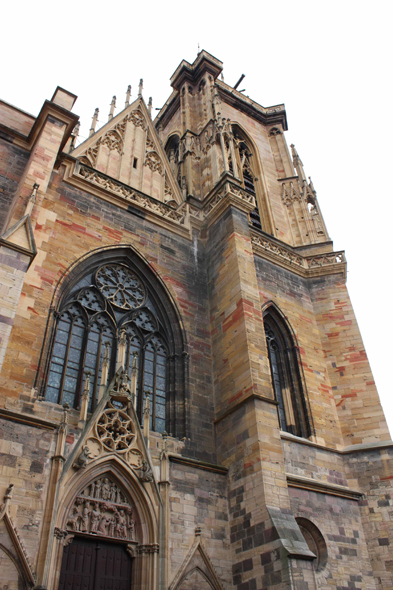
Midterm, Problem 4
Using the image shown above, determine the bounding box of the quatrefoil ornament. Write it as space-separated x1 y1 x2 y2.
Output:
96 409 135 452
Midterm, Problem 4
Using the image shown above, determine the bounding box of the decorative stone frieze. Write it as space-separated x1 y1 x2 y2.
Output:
251 231 346 278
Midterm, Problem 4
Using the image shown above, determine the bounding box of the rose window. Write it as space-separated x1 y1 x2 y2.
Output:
97 409 135 451
96 264 145 310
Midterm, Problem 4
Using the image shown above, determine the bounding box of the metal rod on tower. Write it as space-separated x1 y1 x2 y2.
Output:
125 85 131 107
108 96 116 121
89 108 99 137
233 74 245 90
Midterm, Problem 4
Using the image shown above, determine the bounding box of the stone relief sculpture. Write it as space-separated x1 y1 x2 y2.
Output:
65 476 136 542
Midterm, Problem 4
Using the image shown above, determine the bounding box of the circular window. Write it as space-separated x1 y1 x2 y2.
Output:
296 517 328 572
96 264 145 310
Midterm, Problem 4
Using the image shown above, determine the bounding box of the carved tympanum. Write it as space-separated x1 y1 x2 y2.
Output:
66 477 136 541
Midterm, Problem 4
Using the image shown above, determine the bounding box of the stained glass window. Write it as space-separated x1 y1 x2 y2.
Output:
45 263 168 432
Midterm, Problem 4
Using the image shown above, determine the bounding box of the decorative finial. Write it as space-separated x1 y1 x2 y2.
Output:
108 96 116 121
138 79 143 98
197 43 200 54
125 85 131 107
148 97 153 116
89 108 99 137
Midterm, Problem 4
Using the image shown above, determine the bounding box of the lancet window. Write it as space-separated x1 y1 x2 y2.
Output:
44 261 172 433
263 307 311 438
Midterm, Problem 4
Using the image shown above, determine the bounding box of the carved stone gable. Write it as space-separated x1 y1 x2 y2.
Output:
67 368 156 487
71 98 182 205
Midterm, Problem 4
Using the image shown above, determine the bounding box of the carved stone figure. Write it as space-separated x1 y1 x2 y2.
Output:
110 483 117 503
136 459 154 482
90 481 96 497
81 501 90 531
90 503 101 533
101 478 111 500
94 479 102 499
67 506 80 531
73 445 92 469
115 509 128 539
98 514 108 535
128 516 135 541
108 518 116 537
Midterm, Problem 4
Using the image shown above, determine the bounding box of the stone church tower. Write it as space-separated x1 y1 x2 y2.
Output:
0 51 392 590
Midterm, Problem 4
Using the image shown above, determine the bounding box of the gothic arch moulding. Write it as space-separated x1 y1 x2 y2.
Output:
35 244 190 438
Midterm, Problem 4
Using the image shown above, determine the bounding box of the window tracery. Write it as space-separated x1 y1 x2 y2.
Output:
44 262 171 433
263 306 311 438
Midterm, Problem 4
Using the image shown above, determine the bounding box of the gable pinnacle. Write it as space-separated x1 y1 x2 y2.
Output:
138 79 143 97
108 96 116 121
89 108 99 137
125 85 131 107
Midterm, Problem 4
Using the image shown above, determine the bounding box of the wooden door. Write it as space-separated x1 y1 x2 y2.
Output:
59 537 132 590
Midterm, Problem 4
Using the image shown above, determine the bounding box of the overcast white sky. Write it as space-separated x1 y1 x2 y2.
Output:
2 0 392 436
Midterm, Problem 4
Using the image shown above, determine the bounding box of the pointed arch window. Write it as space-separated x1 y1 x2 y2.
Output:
263 307 311 438
43 261 177 433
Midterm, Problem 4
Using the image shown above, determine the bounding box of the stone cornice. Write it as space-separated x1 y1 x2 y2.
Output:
0 407 56 430
169 453 228 475
281 431 393 455
251 229 347 279
286 473 363 501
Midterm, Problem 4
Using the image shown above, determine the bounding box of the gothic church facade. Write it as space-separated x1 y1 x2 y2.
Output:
0 51 392 590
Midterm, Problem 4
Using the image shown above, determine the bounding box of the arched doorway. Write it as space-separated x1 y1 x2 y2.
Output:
58 473 138 589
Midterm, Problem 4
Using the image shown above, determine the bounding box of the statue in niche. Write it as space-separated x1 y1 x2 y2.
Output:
101 478 111 500
90 481 96 497
116 488 123 504
81 501 91 532
90 503 101 533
